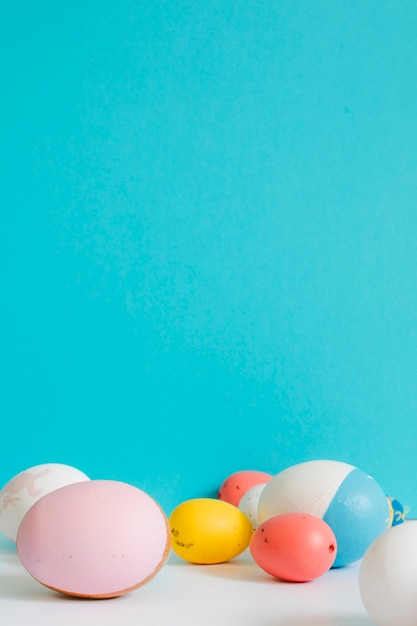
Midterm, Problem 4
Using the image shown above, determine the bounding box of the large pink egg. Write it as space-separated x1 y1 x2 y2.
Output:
16 480 171 598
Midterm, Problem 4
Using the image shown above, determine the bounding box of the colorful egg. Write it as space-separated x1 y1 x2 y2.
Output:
238 483 268 531
250 512 337 582
0 463 90 542
359 521 417 626
218 470 273 507
169 497 253 564
258 460 390 567
387 496 407 527
16 480 171 598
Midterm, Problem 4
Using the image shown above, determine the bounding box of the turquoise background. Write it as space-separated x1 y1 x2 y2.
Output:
2 1 417 516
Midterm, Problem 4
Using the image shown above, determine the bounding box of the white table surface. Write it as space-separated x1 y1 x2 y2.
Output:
0 534 373 625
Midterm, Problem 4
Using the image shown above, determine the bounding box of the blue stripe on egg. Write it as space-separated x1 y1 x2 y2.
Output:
323 468 390 568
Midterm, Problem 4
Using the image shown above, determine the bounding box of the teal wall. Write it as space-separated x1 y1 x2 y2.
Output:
2 1 417 516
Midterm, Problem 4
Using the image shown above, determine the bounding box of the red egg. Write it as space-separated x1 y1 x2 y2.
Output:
250 512 337 582
218 470 273 507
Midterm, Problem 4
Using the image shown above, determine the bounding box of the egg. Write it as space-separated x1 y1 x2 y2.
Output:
258 459 390 567
238 483 268 531
218 470 273 507
250 512 337 582
359 521 417 626
0 463 90 542
169 497 253 564
16 479 171 598
387 495 407 527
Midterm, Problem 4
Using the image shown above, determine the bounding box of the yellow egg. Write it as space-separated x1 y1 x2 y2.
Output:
169 497 253 564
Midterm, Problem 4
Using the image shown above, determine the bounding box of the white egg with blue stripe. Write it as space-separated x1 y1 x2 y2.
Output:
257 460 390 567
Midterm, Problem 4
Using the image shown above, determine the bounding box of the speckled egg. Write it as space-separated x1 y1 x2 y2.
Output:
250 512 337 581
169 497 253 564
238 483 268 531
218 470 273 507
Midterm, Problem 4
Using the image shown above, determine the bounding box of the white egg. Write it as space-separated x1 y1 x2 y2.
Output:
359 521 417 626
0 463 90 542
238 483 267 531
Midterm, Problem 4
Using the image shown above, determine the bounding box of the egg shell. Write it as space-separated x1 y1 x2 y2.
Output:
169 497 253 564
258 460 390 567
218 470 273 507
0 463 90 542
238 483 268 531
16 479 171 598
250 512 337 582
359 521 417 626
387 496 407 527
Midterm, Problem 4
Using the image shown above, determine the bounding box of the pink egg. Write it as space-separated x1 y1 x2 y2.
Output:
218 470 273 507
250 512 337 582
16 480 171 598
